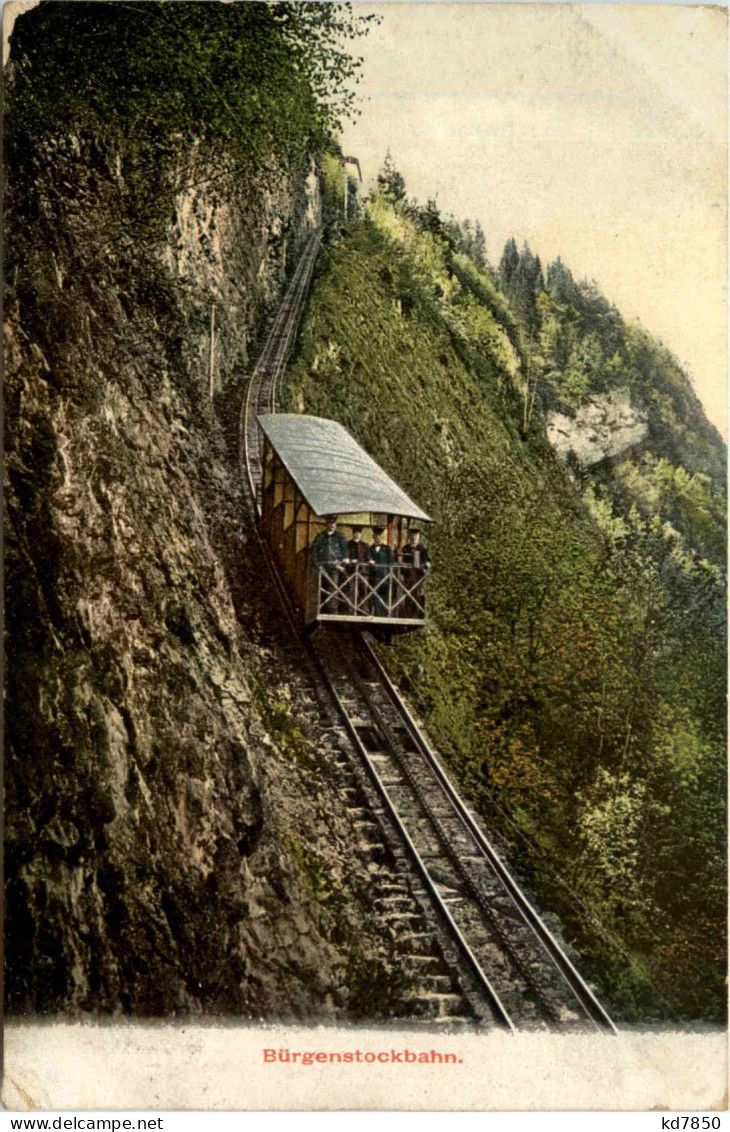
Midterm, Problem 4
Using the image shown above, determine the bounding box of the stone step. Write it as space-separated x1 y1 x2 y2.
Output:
412 993 471 1019
420 975 455 995
401 955 443 975
373 895 414 912
396 933 439 956
383 911 424 924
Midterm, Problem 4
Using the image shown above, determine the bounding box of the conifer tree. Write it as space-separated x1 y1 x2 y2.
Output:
546 257 576 305
377 149 406 204
534 254 545 296
499 237 519 289
473 221 487 269
507 242 544 332
419 198 445 237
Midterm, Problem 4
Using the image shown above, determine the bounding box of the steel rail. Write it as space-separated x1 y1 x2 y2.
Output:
267 233 320 417
320 629 564 1029
241 229 320 513
312 649 515 1031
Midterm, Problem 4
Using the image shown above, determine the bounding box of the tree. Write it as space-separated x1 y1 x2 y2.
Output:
8 3 378 186
376 150 406 204
546 257 577 305
502 242 545 333
472 221 487 270
499 238 519 290
272 3 382 134
418 198 445 237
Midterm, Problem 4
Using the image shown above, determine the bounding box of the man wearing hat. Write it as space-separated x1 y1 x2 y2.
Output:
368 526 395 618
312 515 349 614
347 525 370 615
398 527 431 618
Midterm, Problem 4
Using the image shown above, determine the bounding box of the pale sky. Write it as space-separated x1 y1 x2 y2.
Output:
341 3 728 438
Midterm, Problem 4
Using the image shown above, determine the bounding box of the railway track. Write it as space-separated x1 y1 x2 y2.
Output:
319 629 618 1032
239 228 617 1033
241 228 321 508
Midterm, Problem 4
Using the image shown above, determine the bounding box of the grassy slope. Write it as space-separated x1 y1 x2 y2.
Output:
284 210 726 1019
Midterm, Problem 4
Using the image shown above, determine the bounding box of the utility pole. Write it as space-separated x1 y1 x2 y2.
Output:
339 155 362 221
209 304 216 399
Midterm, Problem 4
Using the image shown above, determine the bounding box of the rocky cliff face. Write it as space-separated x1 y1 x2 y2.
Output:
161 159 321 397
546 389 649 467
4 139 418 1018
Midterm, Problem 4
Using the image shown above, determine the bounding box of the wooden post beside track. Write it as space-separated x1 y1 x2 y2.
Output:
209 304 216 399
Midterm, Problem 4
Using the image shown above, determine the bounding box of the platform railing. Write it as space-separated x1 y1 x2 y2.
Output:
316 562 429 621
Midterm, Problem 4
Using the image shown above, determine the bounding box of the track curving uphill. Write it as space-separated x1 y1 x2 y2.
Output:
241 228 321 511
239 229 617 1033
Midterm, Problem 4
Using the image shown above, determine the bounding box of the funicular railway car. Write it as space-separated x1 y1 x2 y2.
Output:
258 415 432 632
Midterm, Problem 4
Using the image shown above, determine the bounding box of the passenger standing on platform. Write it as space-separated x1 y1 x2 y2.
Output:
347 525 370 616
399 527 431 617
311 515 348 613
368 526 395 618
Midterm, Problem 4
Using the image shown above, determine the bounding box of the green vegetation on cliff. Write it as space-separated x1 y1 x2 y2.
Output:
7 1 374 202
284 191 726 1019
6 2 376 356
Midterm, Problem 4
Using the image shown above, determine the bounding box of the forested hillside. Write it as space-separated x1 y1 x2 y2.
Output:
284 173 727 1020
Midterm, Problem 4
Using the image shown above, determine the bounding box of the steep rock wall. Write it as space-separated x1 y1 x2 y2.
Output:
546 389 649 467
4 140 406 1018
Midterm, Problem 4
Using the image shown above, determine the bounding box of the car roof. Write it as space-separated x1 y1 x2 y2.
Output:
258 414 431 522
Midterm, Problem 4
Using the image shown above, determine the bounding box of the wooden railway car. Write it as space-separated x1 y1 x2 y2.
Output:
258 414 432 631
